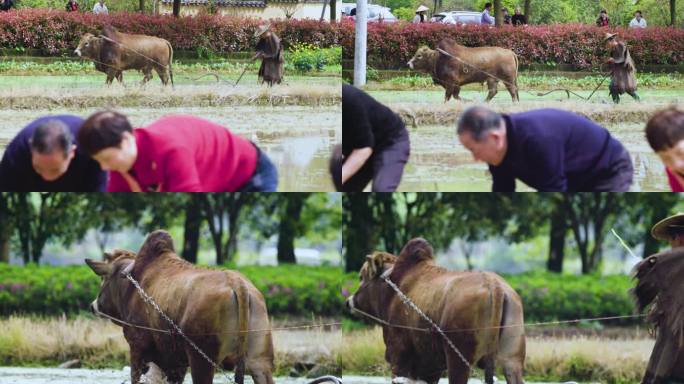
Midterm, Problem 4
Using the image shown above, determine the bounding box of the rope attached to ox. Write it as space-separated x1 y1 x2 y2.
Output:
434 47 611 101
94 272 342 384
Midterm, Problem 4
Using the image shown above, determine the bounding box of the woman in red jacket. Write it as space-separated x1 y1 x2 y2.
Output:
77 111 278 192
646 107 684 192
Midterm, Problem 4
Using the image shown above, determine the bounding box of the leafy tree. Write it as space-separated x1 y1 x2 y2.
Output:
277 193 311 263
198 193 256 265
9 193 88 263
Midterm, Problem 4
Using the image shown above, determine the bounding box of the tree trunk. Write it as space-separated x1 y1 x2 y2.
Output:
0 194 10 263
224 212 239 264
277 195 307 264
182 196 202 263
173 0 180 17
343 193 375 273
0 235 8 263
329 0 336 21
459 241 474 270
139 0 144 12
494 0 502 26
547 207 566 273
671 0 676 26
524 0 531 24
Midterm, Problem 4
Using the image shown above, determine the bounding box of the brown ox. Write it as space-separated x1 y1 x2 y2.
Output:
407 39 519 102
633 248 684 384
346 238 525 384
75 26 174 86
85 230 274 384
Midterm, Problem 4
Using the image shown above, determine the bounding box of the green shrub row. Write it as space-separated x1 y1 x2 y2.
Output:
0 264 354 317
0 265 639 325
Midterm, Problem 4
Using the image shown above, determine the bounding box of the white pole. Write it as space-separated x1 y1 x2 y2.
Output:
353 0 367 86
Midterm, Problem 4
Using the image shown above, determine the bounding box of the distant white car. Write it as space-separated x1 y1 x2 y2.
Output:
432 10 482 25
341 3 398 23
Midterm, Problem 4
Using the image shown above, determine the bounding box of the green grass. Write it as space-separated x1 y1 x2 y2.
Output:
342 327 652 383
0 59 341 77
371 72 684 91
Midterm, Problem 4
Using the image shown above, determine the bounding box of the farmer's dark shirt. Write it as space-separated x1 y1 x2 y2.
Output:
342 84 406 157
489 109 627 192
0 115 107 191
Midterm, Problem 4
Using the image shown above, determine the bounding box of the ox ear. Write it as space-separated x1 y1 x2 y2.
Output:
86 258 112 276
369 252 388 278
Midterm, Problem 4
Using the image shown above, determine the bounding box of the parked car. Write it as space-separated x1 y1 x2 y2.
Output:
433 10 482 25
341 3 398 22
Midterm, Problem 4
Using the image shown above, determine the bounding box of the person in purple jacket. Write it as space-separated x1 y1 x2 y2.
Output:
456 106 633 192
0 115 107 191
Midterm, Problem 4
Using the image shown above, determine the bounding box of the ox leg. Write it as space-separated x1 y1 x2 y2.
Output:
452 86 462 101
129 349 145 384
485 79 498 102
105 72 116 86
187 352 215 384
140 68 153 86
155 65 170 86
482 357 495 384
164 366 187 384
444 342 472 384
505 81 519 102
445 353 471 384
501 359 524 384
247 359 275 384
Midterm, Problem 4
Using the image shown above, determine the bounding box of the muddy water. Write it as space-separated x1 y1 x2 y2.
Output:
0 106 340 192
0 367 337 384
342 378 560 384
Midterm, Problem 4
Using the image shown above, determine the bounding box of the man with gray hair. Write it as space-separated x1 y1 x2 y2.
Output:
456 106 633 191
0 115 106 191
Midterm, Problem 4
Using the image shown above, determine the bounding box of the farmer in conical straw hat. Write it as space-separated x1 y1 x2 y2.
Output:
604 32 639 104
252 24 284 86
413 5 429 23
651 213 684 248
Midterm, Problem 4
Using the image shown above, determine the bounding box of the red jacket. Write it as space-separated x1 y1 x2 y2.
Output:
666 167 684 192
107 115 257 192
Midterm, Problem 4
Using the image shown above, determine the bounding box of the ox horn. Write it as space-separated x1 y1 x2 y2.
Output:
120 260 135 277
380 266 394 279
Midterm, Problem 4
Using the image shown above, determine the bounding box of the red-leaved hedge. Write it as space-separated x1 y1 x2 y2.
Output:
1 10 681 70
0 9 344 54
338 20 684 70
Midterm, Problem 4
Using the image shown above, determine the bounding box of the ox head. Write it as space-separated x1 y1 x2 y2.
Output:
407 46 436 72
74 33 101 58
85 248 137 319
346 251 397 318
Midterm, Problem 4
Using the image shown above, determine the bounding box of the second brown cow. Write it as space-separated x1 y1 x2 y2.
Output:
408 39 519 102
347 238 525 384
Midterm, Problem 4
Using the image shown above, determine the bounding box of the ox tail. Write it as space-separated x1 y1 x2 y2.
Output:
485 274 505 358
512 52 520 101
166 40 174 88
234 279 249 384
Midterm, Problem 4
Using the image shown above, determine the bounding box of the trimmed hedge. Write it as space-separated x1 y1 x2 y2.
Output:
0 9 344 55
339 21 684 70
0 265 641 325
0 264 355 317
